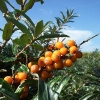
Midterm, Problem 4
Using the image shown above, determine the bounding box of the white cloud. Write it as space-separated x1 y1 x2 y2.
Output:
60 29 98 52
40 8 53 16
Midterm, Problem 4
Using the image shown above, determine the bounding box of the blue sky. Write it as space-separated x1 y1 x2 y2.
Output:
0 0 100 52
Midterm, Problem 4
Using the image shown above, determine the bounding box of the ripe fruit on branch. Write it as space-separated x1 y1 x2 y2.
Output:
60 47 68 55
64 59 73 67
40 70 49 79
69 46 78 54
17 72 27 81
4 76 13 84
45 51 53 57
76 51 83 58
55 41 64 49
53 60 64 69
46 65 54 72
31 64 39 73
66 40 76 47
38 57 45 67
28 62 33 69
44 57 53 65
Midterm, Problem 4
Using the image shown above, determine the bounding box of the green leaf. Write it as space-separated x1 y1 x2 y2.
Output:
34 20 44 38
60 11 66 20
36 0 44 4
15 84 24 97
22 18 34 34
0 28 3 31
0 78 19 100
0 0 8 13
33 43 43 50
79 92 94 100
55 17 61 27
16 0 22 5
2 22 13 40
53 75 72 100
12 38 22 45
3 57 16 62
23 0 35 13
94 68 100 77
37 33 69 40
32 74 55 100
4 14 32 39
15 9 35 27
48 76 61 88
12 44 19 55
67 9 70 17
20 33 30 44
17 64 29 72
38 77 55 100
43 21 51 32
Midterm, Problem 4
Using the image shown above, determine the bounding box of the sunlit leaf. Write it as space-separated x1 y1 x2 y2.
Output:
34 20 44 38
4 14 32 39
23 0 35 13
2 22 13 40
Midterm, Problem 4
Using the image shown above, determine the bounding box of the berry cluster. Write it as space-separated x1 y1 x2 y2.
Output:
28 40 83 81
3 40 83 99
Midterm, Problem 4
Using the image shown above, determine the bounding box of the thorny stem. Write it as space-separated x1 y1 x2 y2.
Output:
78 33 100 48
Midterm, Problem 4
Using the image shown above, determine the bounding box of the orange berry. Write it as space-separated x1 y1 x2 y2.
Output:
45 51 53 57
53 61 64 69
28 62 33 69
69 46 78 54
38 57 45 67
60 47 68 55
51 54 60 62
40 70 49 79
53 50 61 56
55 41 64 49
64 59 73 67
44 57 53 65
13 74 20 83
66 40 76 47
17 72 27 81
46 65 54 72
76 51 83 58
4 76 13 84
30 64 39 73
70 54 77 62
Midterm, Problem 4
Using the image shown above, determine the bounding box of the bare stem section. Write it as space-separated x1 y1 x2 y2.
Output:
78 33 100 48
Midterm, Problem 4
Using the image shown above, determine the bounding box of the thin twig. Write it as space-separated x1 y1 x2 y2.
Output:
15 38 36 58
78 33 100 48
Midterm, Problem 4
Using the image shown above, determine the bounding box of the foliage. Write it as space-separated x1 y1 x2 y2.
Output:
0 0 100 100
